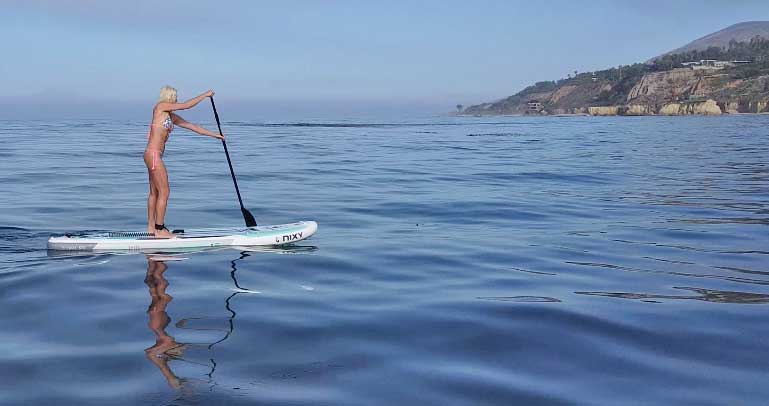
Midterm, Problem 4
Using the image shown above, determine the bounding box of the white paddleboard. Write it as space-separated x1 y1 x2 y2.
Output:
48 221 317 252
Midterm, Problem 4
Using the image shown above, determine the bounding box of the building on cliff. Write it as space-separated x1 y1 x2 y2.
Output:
526 100 544 114
681 59 751 70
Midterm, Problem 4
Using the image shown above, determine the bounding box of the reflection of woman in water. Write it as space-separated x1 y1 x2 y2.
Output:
144 258 186 389
142 252 256 390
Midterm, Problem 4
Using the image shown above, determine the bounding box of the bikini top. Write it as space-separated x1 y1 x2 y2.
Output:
148 114 174 141
150 115 174 132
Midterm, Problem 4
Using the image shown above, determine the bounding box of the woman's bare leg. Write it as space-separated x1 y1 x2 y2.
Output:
152 166 173 238
147 158 174 238
147 177 157 234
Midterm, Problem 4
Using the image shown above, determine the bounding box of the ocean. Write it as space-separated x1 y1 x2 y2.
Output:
1 115 768 405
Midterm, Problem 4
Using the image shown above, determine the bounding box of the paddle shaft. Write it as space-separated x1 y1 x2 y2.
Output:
210 97 257 227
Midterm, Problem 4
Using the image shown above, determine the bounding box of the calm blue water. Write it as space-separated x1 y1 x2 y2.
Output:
1 115 768 405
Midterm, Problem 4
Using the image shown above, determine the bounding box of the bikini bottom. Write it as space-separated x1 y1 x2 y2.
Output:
144 148 164 171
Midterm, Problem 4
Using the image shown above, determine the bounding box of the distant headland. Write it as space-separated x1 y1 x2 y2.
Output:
458 21 769 116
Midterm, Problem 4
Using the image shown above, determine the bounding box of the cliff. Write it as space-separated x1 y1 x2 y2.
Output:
462 22 769 116
658 99 722 115
627 69 769 112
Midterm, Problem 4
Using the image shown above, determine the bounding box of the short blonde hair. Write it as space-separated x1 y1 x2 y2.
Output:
158 85 177 103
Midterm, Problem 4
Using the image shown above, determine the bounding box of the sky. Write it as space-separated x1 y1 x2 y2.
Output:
1 0 768 118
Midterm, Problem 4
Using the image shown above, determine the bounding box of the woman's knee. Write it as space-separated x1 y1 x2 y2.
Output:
157 185 170 199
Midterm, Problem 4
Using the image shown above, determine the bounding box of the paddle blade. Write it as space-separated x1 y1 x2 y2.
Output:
242 208 257 227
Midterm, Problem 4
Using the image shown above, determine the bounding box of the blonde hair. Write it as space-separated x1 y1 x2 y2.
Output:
158 85 177 103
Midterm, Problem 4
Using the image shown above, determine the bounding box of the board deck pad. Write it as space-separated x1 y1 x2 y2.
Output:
48 221 318 252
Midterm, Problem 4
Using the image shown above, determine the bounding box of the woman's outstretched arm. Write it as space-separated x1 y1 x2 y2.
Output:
171 113 224 140
157 90 214 112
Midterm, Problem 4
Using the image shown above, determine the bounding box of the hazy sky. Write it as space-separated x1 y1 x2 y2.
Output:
2 1 768 118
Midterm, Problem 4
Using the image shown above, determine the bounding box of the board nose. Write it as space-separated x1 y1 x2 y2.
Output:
305 221 319 236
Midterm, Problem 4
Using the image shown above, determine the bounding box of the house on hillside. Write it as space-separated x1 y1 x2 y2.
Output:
681 59 751 70
526 100 544 114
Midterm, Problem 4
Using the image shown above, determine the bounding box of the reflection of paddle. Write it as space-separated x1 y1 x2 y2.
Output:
175 252 251 356
209 97 257 227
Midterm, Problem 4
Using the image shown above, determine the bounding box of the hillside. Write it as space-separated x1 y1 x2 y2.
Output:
661 21 769 58
462 22 769 116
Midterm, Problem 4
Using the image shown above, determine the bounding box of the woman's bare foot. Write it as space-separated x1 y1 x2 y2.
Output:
154 228 176 239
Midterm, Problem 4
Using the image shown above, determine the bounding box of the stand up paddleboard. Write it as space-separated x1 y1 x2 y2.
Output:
47 221 317 252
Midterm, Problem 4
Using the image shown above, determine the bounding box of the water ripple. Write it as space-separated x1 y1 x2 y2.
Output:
1 115 769 404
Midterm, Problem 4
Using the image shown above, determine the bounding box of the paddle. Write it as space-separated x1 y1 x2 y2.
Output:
210 97 257 227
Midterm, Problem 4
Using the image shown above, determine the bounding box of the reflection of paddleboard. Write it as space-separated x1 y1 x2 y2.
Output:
148 255 188 262
48 221 318 252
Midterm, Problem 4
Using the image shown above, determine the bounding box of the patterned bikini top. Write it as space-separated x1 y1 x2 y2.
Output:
148 114 173 140
151 115 173 132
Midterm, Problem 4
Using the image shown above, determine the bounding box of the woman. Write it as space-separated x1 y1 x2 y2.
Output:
145 86 224 238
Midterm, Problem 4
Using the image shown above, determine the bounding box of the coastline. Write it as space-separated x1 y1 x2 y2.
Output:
454 107 769 118
454 112 769 117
